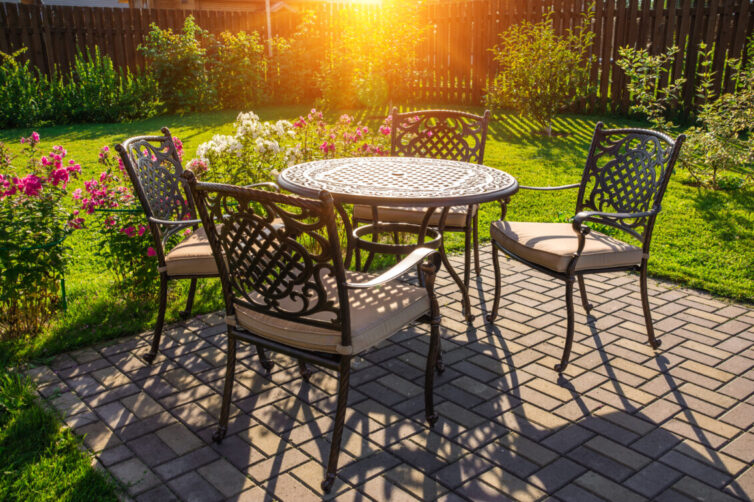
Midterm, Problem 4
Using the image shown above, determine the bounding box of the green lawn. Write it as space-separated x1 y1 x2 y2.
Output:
0 105 752 500
0 368 120 500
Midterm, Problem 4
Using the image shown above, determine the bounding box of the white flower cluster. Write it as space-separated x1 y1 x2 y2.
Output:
192 111 301 177
195 134 242 161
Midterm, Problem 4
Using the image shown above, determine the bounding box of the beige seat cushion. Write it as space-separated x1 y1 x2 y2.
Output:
490 221 643 273
353 204 476 229
234 271 429 355
165 227 218 277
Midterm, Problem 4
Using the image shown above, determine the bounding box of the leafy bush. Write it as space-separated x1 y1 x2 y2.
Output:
0 47 159 128
269 11 323 104
209 30 268 109
486 6 595 136
192 109 390 186
616 45 685 134
61 47 160 123
0 49 52 129
618 37 754 189
0 133 83 339
139 16 216 113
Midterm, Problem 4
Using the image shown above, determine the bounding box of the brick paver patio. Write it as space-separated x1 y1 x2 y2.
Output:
28 246 754 501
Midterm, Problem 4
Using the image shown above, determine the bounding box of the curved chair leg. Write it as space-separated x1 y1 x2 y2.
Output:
298 359 313 381
144 273 168 364
256 345 274 373
555 279 576 373
640 263 661 349
322 358 351 494
473 212 481 276
213 335 237 443
435 341 445 375
179 277 198 319
577 275 593 314
486 245 502 322
463 226 472 289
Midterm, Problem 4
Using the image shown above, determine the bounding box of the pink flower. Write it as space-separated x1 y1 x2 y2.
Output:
184 228 192 236
17 174 43 197
20 137 26 144
121 226 136 237
379 126 391 136
147 247 157 257
72 188 82 200
49 168 70 187
339 114 353 125
99 172 110 183
173 137 184 160
293 117 307 128
31 131 40 142
104 216 116 227
138 225 147 237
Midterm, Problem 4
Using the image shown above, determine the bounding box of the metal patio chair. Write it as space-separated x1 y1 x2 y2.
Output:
353 107 491 287
182 170 443 493
115 128 278 365
487 122 685 373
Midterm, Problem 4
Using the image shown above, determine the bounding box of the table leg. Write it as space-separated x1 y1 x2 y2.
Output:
434 207 474 323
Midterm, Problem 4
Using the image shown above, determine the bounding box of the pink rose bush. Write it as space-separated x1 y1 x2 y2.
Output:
78 146 159 293
0 133 84 338
190 109 391 185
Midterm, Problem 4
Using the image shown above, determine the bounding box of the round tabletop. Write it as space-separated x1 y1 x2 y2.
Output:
277 157 518 207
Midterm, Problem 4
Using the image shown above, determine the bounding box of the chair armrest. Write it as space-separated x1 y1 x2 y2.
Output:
346 248 439 289
572 209 658 228
149 217 202 226
243 182 280 192
519 183 580 191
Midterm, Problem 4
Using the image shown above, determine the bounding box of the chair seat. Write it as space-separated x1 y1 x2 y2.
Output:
490 221 643 273
234 271 429 356
353 203 476 229
165 227 218 277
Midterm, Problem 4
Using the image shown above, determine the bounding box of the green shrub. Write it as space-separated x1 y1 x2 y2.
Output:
618 37 754 189
61 47 160 124
616 45 684 134
209 30 268 109
0 49 52 129
139 16 216 113
269 11 323 104
486 5 595 136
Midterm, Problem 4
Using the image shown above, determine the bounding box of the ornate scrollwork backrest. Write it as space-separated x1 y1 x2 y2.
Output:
390 108 491 164
184 173 350 338
576 122 683 244
117 127 194 223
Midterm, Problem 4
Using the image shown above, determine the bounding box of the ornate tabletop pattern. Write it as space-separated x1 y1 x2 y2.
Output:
278 157 517 207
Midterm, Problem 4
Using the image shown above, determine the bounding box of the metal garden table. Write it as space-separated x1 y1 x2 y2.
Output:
278 156 518 321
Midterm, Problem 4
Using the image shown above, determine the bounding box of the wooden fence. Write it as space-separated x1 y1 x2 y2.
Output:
0 0 752 113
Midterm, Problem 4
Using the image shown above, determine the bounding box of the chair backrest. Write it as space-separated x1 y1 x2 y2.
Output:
115 127 195 225
182 171 353 345
576 122 685 248
390 107 491 164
